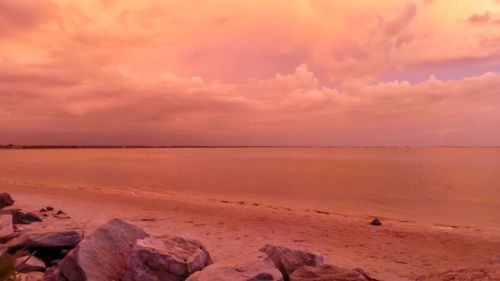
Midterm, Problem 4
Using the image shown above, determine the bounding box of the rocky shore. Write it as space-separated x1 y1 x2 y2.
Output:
1 192 380 281
1 192 499 281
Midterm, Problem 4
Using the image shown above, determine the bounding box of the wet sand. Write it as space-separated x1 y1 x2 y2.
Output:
3 181 500 281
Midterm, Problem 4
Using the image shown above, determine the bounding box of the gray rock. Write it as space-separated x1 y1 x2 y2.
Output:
370 219 382 226
0 214 14 240
24 212 43 223
58 218 149 281
43 267 68 281
3 209 27 224
0 193 14 208
0 209 42 225
122 236 212 281
186 252 284 281
6 231 83 253
260 245 324 278
18 271 45 281
16 256 47 273
290 265 378 281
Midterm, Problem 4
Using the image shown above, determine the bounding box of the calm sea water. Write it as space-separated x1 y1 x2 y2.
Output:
1 148 499 228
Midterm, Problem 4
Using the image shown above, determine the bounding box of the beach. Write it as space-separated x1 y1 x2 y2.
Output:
3 179 500 280
1 148 500 280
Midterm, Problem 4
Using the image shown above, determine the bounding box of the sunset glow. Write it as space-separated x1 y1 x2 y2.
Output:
1 0 499 146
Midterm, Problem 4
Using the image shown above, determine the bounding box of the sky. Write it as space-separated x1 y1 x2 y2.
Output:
0 0 499 146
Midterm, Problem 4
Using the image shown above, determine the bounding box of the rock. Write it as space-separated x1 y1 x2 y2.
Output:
186 252 284 281
122 236 212 281
0 231 22 245
37 248 72 267
370 219 382 226
5 209 29 224
24 212 43 223
60 249 70 256
260 245 324 279
290 265 378 281
0 214 14 240
56 210 66 215
16 255 47 273
43 267 68 281
18 271 45 281
46 207 54 211
40 208 47 213
58 218 149 281
1 209 42 224
6 230 83 253
0 193 15 208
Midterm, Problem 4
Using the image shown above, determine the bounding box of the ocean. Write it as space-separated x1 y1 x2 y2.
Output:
1 147 499 228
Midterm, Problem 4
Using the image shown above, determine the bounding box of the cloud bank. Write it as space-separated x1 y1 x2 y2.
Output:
0 0 499 146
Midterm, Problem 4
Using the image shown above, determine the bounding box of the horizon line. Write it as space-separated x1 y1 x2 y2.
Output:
1 144 499 149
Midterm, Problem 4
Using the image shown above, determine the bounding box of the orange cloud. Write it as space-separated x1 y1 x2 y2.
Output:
0 0 499 145
468 12 492 24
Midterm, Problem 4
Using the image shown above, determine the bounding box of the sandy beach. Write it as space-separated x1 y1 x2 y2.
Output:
3 180 500 281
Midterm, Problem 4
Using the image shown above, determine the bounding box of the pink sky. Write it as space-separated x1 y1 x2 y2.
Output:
0 0 499 146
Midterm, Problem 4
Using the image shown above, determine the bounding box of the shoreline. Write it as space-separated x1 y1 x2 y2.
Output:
2 181 500 280
2 176 500 234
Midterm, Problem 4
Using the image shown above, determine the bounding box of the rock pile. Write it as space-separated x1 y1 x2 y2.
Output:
0 193 82 280
1 193 379 281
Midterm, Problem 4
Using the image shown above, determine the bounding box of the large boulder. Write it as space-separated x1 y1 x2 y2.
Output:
260 245 324 279
6 231 83 253
122 236 212 281
16 256 47 273
290 265 378 281
58 218 149 281
0 193 14 208
186 252 284 281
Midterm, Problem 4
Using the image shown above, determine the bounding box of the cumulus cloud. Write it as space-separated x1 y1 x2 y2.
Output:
0 0 499 145
1 60 499 145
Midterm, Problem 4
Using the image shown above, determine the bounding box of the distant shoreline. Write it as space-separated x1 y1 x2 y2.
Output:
1 145 499 149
